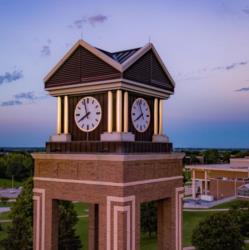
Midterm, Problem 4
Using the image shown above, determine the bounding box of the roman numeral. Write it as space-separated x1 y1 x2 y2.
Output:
76 114 80 116
92 123 94 127
87 98 89 103
132 113 135 116
96 112 100 115
92 99 95 104
87 125 89 130
95 119 98 122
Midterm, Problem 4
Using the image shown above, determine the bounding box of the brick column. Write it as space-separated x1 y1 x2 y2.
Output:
98 195 137 250
88 204 99 250
45 198 59 250
157 188 184 250
33 188 59 250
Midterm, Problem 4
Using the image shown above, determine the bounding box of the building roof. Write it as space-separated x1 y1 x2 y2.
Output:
44 39 176 88
186 158 249 172
96 47 141 64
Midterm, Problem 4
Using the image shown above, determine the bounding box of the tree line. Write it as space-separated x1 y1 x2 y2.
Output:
0 153 33 180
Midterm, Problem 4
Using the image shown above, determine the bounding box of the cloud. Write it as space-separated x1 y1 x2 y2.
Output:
242 7 249 15
0 70 23 85
41 45 51 56
88 14 108 26
69 14 108 29
212 61 247 71
1 100 22 107
236 87 249 92
1 91 48 107
14 92 36 100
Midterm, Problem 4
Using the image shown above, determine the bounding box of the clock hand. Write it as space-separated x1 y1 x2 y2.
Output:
138 101 144 120
78 111 91 123
83 100 90 119
134 113 143 122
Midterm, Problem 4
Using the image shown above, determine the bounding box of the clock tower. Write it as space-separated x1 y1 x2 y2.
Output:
33 39 184 250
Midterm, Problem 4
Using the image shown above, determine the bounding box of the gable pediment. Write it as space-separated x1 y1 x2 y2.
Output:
123 49 174 92
45 41 122 89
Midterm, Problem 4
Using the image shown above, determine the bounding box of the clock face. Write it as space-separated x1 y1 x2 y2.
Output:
74 96 102 132
131 98 151 133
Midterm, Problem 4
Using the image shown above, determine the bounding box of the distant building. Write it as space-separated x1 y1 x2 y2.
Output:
186 158 249 201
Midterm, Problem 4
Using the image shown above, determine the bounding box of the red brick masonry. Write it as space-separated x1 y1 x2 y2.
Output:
33 153 184 250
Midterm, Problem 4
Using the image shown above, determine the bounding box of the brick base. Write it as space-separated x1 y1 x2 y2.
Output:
32 153 184 250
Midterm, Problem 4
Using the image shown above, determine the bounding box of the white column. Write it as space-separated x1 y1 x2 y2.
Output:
234 178 237 196
57 96 62 134
200 180 203 195
159 99 164 135
192 170 196 200
123 91 128 133
64 95 69 134
107 91 113 133
116 90 122 133
204 170 208 195
154 98 158 135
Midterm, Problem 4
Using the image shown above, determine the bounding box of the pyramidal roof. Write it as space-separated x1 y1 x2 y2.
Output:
96 47 141 64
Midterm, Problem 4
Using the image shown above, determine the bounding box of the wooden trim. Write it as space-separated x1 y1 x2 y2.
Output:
46 79 172 99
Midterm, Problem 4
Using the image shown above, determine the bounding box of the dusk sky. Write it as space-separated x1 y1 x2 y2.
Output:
0 0 249 148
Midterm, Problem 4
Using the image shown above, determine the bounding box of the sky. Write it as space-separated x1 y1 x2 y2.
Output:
0 0 249 148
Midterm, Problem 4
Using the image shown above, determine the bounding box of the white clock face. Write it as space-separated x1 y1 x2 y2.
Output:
74 96 102 132
131 98 151 132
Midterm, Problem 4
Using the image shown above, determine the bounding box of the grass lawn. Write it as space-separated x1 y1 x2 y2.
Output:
183 211 219 246
75 217 88 250
0 178 23 188
0 212 10 221
212 199 249 209
73 202 89 216
0 223 10 250
141 235 156 250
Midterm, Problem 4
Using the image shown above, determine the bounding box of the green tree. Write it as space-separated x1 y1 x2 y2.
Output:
0 157 7 178
5 153 33 180
229 201 249 238
58 200 82 250
2 178 82 250
2 178 33 250
141 201 157 238
203 150 220 164
192 212 245 250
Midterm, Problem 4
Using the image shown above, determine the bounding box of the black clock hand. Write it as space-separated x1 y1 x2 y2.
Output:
134 113 143 122
83 100 90 119
78 112 91 123
138 101 144 120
